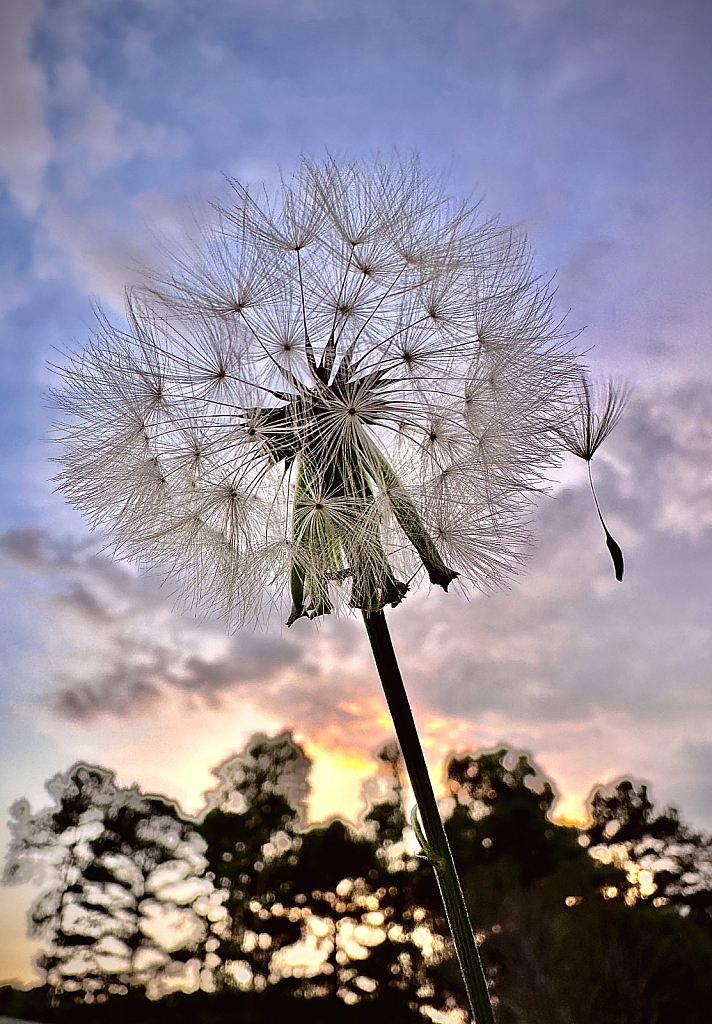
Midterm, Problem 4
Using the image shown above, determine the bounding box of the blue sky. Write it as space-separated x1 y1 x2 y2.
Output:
1 0 711 985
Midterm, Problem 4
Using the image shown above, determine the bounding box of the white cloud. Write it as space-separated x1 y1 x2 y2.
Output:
33 199 154 309
2 379 712 831
52 55 180 177
0 0 51 216
0 10 187 307
558 203 712 383
648 384 712 538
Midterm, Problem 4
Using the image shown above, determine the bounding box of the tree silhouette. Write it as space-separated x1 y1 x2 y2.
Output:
196 732 311 996
197 734 455 1019
442 759 712 1023
4 764 209 1003
586 779 712 917
5 740 712 1024
274 741 454 1019
444 748 587 918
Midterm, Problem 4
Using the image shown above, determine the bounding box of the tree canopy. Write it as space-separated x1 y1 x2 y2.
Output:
4 736 712 1024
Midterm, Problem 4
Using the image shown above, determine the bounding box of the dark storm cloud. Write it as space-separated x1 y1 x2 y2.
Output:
52 581 115 622
49 628 368 735
50 628 313 722
54 672 162 721
0 526 134 582
0 512 362 731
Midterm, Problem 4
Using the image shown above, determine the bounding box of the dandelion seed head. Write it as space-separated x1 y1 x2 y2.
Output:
52 155 581 628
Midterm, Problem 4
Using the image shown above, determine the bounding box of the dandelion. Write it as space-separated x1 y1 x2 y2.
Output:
557 375 629 581
52 156 586 1023
53 158 577 627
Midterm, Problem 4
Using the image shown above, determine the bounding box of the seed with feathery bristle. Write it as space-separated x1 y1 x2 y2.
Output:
557 374 630 581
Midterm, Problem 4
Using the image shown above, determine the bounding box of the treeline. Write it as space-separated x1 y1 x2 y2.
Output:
3 734 712 1023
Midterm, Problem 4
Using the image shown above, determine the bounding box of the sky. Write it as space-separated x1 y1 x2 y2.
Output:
1 0 711 987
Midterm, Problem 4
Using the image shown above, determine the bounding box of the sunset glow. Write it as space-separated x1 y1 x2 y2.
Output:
2 0 712 992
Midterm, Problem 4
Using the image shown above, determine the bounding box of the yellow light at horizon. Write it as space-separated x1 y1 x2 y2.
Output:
550 792 592 829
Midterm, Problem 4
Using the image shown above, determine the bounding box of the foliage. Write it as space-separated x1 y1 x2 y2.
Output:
4 765 208 1002
197 732 311 993
5 736 712 1022
587 779 712 916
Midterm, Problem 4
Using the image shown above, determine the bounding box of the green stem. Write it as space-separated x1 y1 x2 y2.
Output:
362 609 495 1024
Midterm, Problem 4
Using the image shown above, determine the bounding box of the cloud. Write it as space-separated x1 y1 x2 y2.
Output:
53 56 177 175
1 0 712 836
52 581 115 622
646 384 712 538
0 0 51 216
0 526 50 569
54 669 162 721
2 378 712 827
674 740 712 827
558 204 712 382
50 630 311 723
392 383 712 721
34 200 158 310
0 523 329 729
0 5 186 308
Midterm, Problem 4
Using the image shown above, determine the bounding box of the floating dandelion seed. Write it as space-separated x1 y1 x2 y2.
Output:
51 156 588 1023
558 375 630 581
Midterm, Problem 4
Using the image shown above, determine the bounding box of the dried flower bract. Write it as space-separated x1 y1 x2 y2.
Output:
52 156 580 627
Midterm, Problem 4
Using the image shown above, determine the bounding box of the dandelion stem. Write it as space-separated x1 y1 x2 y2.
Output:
586 459 605 531
362 608 495 1024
